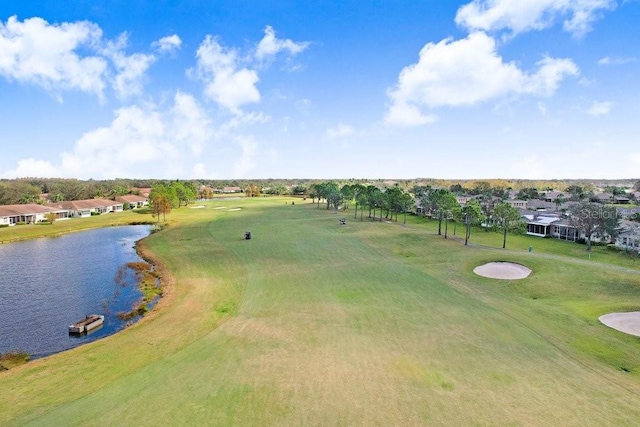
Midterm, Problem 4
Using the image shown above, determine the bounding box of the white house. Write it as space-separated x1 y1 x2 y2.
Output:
115 195 149 209
550 219 582 241
455 195 477 205
0 204 69 226
523 214 561 237
615 221 640 253
55 198 123 217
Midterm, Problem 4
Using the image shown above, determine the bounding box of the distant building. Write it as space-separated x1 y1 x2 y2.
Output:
522 214 561 237
615 221 640 253
115 195 149 209
526 199 557 211
135 188 152 198
455 195 476 205
541 191 568 202
53 198 123 217
222 186 242 193
591 193 614 203
617 206 640 219
506 199 527 209
0 204 69 225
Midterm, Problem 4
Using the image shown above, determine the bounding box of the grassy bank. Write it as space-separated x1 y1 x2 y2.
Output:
2 198 640 425
0 210 155 244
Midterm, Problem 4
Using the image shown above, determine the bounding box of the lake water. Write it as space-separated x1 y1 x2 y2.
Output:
0 225 153 359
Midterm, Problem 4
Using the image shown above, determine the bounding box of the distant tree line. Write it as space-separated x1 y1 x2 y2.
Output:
0 178 159 205
310 182 415 225
309 181 528 248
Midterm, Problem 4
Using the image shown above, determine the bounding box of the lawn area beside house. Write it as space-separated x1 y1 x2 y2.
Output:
2 197 640 425
403 214 640 269
0 209 155 244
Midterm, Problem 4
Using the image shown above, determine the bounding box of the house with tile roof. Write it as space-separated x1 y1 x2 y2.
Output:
0 204 70 226
53 198 123 217
115 195 149 209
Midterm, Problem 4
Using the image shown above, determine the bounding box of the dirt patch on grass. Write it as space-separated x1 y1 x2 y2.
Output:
599 312 640 337
0 351 30 370
473 262 531 280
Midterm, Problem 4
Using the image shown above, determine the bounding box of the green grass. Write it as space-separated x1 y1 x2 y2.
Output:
404 213 640 269
2 198 640 425
0 210 155 243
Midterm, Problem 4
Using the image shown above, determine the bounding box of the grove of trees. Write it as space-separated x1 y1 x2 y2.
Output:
149 181 197 223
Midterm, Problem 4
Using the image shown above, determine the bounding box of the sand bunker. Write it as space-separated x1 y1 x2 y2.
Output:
190 205 205 209
228 208 242 211
599 312 640 337
213 206 227 210
473 262 531 280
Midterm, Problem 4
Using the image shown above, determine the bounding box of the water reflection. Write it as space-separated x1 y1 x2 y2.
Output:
0 225 152 358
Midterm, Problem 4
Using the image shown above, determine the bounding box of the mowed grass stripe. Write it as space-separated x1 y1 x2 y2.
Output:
3 198 640 425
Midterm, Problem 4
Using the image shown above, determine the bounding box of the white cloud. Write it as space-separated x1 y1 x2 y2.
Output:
0 15 107 100
4 158 58 178
385 32 578 126
2 92 216 179
455 0 616 37
223 111 270 131
326 123 355 139
537 101 547 115
169 91 213 155
385 102 437 127
153 34 182 54
194 35 260 113
0 16 161 101
586 100 612 116
525 56 579 96
59 104 166 178
598 56 636 65
232 135 258 178
255 26 310 62
193 27 308 113
103 34 156 99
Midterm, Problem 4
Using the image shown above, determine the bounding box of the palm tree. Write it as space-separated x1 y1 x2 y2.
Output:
351 184 366 219
366 186 381 219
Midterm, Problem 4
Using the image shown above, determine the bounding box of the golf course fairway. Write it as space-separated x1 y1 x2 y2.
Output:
2 197 640 425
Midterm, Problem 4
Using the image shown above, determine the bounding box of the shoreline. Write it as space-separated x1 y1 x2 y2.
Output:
0 219 156 244
0 222 170 367
131 237 175 325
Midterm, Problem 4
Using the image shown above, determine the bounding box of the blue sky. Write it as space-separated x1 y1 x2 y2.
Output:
1 0 639 180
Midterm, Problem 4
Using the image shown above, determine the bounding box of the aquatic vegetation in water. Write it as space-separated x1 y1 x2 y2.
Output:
117 262 162 321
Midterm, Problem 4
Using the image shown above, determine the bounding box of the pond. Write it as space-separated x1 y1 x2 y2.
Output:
0 225 153 359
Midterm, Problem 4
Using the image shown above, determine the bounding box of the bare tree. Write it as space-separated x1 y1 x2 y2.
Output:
569 202 619 251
